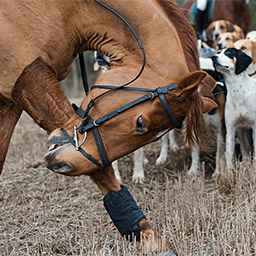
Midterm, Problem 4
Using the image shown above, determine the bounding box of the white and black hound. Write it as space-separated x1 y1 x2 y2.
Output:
212 48 254 169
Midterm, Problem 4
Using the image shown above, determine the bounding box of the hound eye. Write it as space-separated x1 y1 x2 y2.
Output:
220 25 224 30
136 115 146 135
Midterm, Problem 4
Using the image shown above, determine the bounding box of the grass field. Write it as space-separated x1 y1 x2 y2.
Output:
1 114 256 256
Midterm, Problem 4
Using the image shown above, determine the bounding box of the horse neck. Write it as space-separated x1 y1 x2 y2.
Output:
75 0 190 83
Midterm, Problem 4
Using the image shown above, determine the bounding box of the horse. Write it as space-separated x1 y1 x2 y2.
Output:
0 0 217 253
181 0 251 34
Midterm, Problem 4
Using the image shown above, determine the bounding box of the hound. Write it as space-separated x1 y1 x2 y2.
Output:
217 31 243 50
212 48 254 169
246 31 256 42
206 20 244 49
234 39 256 77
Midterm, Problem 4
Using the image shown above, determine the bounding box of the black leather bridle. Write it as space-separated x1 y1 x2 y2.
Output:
51 0 184 170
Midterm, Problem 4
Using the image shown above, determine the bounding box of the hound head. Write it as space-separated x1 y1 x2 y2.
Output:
246 31 256 42
207 20 235 45
235 39 256 64
217 32 238 50
212 48 252 75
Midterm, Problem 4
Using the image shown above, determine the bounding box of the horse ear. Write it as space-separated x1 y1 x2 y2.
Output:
201 97 218 113
177 71 207 96
235 49 252 74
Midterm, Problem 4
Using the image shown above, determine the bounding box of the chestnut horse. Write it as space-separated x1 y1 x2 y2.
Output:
182 0 251 33
0 0 216 253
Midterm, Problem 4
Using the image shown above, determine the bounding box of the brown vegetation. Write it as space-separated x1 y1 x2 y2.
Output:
1 114 256 255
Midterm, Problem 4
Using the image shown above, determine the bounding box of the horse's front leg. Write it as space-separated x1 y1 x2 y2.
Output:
90 167 173 254
12 57 74 133
0 98 22 174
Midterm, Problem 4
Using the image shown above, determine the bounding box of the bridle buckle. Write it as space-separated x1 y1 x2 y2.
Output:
73 125 87 150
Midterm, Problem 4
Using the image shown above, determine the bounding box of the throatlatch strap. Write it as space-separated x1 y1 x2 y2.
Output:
92 126 111 168
159 94 181 129
103 186 145 241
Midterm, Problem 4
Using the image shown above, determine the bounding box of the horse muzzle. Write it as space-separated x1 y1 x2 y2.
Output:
44 144 74 174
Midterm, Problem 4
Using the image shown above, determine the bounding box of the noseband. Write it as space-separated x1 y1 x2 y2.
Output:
51 1 184 170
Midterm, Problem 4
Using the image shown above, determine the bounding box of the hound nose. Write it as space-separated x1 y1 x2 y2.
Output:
217 43 222 50
211 56 218 66
214 33 219 40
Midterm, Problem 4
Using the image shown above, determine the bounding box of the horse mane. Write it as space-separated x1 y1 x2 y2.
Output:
157 0 203 145
157 0 199 72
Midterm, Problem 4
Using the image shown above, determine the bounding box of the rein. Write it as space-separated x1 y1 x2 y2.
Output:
79 0 146 95
60 0 183 169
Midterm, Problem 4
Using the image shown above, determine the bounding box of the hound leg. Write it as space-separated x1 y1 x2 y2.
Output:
0 99 22 174
187 144 200 176
132 148 145 184
253 127 256 165
169 129 180 152
237 128 252 161
12 57 74 133
91 167 174 254
156 133 169 165
225 124 236 170
214 127 225 176
112 160 122 183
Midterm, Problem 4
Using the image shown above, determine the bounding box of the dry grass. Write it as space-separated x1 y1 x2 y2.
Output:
1 114 256 256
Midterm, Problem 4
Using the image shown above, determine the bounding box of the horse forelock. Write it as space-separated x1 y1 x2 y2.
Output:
157 0 202 145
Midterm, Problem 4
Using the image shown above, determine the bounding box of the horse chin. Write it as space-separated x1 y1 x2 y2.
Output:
44 145 74 174
47 161 73 174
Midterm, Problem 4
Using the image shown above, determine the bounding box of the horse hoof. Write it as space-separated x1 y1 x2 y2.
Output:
159 251 177 256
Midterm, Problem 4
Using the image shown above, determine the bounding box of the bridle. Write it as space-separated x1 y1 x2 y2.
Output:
51 0 184 169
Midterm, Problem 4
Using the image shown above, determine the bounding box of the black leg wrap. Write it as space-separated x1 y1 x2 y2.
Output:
103 186 145 241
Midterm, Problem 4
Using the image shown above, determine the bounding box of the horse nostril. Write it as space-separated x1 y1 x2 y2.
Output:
44 151 56 163
48 144 59 152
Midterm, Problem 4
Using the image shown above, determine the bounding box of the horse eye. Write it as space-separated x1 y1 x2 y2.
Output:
136 115 146 135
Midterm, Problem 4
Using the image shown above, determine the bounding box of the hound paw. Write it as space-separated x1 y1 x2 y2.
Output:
132 173 145 184
187 168 200 176
156 155 167 165
169 144 180 152
144 157 149 165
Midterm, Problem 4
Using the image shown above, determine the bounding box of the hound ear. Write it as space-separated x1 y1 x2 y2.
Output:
206 23 214 43
251 41 256 64
227 21 235 32
235 49 253 74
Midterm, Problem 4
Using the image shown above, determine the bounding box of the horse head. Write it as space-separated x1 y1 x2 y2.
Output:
45 70 216 175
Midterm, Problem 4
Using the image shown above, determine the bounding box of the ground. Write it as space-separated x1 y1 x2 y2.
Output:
1 113 256 256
